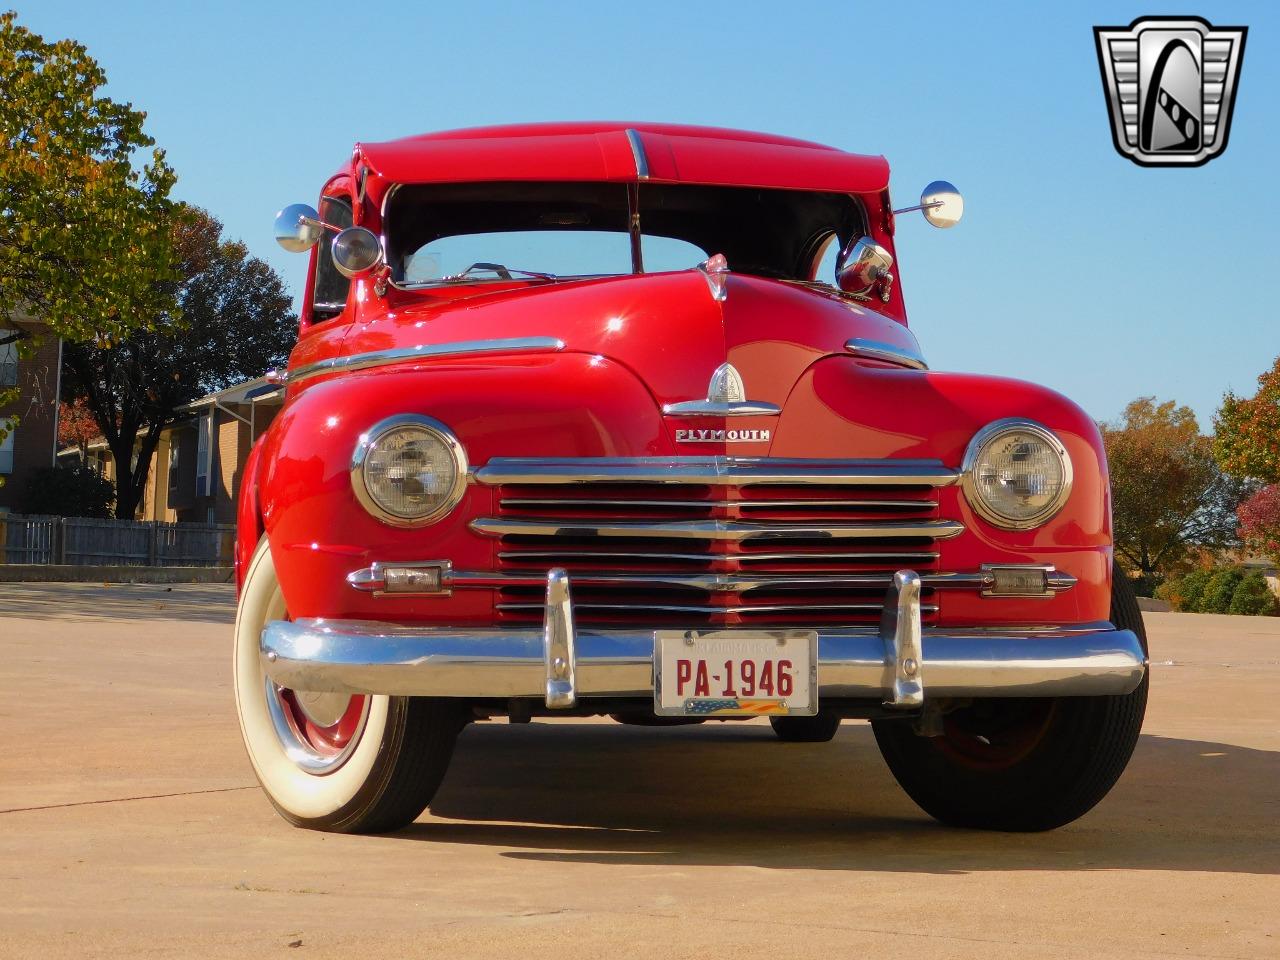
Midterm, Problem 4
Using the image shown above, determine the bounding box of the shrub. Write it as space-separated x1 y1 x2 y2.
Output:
1178 569 1213 612
17 462 115 518
1200 567 1245 614
1228 573 1279 616
1156 569 1210 612
1154 578 1181 608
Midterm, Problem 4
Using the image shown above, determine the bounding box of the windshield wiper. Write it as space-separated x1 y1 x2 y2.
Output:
443 262 558 282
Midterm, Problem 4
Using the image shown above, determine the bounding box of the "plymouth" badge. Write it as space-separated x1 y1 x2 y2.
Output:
676 428 771 443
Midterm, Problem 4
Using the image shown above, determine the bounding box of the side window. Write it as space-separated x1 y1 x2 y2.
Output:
312 196 354 321
811 233 842 284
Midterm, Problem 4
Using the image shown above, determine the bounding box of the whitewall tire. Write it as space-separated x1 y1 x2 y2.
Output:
233 539 463 832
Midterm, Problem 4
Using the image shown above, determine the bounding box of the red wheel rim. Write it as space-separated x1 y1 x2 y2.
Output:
277 689 368 758
933 699 1057 770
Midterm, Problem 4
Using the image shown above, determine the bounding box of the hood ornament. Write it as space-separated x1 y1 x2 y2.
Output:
696 253 729 302
663 362 781 418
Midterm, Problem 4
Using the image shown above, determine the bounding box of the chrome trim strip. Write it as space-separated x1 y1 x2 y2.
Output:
499 497 933 510
469 517 964 541
347 567 992 593
844 337 929 371
662 399 781 416
261 620 1147 700
1046 569 1078 592
624 128 650 179
497 549 942 564
287 336 566 384
472 457 962 487
496 601 942 616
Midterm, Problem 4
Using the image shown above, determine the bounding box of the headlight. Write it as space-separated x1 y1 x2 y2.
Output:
351 415 468 527
961 419 1072 530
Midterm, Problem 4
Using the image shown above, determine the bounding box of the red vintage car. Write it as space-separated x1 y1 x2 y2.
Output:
235 122 1148 835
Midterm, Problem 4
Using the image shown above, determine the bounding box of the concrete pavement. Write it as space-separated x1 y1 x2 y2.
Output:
1 583 1276 959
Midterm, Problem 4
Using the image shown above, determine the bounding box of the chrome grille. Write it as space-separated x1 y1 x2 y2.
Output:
471 458 961 628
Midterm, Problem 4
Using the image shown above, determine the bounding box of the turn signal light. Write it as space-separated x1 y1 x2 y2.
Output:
383 564 445 594
985 566 1050 596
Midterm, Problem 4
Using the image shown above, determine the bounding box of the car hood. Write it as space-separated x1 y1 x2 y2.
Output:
338 270 923 413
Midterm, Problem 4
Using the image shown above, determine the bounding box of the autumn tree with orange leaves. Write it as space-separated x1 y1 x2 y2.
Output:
1216 357 1280 566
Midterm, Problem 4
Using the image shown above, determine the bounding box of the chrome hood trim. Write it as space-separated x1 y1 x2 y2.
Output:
286 336 565 384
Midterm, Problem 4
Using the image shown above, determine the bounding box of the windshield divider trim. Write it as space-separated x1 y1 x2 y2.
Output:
625 129 650 180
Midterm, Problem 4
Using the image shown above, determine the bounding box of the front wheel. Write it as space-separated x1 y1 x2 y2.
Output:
870 562 1148 831
233 539 464 833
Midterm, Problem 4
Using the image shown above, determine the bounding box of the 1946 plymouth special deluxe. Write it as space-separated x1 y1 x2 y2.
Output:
236 121 1148 834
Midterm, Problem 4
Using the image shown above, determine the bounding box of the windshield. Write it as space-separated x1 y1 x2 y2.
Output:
403 231 706 282
384 181 865 286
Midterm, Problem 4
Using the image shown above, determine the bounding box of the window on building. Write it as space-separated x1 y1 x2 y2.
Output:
196 414 211 497
0 419 15 474
0 338 18 387
167 439 180 491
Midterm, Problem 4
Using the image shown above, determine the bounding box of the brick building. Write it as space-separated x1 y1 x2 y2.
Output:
62 377 283 522
0 319 62 514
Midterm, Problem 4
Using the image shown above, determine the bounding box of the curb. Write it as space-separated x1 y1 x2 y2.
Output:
0 565 234 584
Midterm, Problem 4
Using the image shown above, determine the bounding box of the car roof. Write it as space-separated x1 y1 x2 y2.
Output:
357 122 889 194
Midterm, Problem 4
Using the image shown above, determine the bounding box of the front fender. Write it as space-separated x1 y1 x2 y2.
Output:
775 357 1112 624
257 353 664 620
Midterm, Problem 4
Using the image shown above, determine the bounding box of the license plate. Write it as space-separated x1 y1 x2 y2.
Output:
654 630 817 717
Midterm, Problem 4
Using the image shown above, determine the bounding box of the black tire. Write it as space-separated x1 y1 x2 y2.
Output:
287 698 466 834
870 563 1148 831
770 712 842 742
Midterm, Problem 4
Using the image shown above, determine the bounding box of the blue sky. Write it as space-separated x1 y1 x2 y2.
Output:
19 1 1277 429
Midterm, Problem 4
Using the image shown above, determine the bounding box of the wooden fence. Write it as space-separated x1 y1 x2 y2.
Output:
0 514 234 567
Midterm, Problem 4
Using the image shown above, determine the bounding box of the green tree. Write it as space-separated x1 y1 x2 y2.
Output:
1201 567 1244 614
1215 356 1280 483
62 207 297 519
1103 398 1249 579
0 11 178 462
1227 572 1278 617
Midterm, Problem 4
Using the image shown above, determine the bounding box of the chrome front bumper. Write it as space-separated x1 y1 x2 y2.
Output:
260 569 1147 709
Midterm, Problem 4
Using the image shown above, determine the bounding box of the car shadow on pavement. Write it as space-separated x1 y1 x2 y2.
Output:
408 720 1280 875
0 583 235 623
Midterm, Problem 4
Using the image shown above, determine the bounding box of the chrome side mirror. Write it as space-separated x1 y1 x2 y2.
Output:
893 180 964 229
274 203 325 252
836 236 894 295
331 227 384 278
